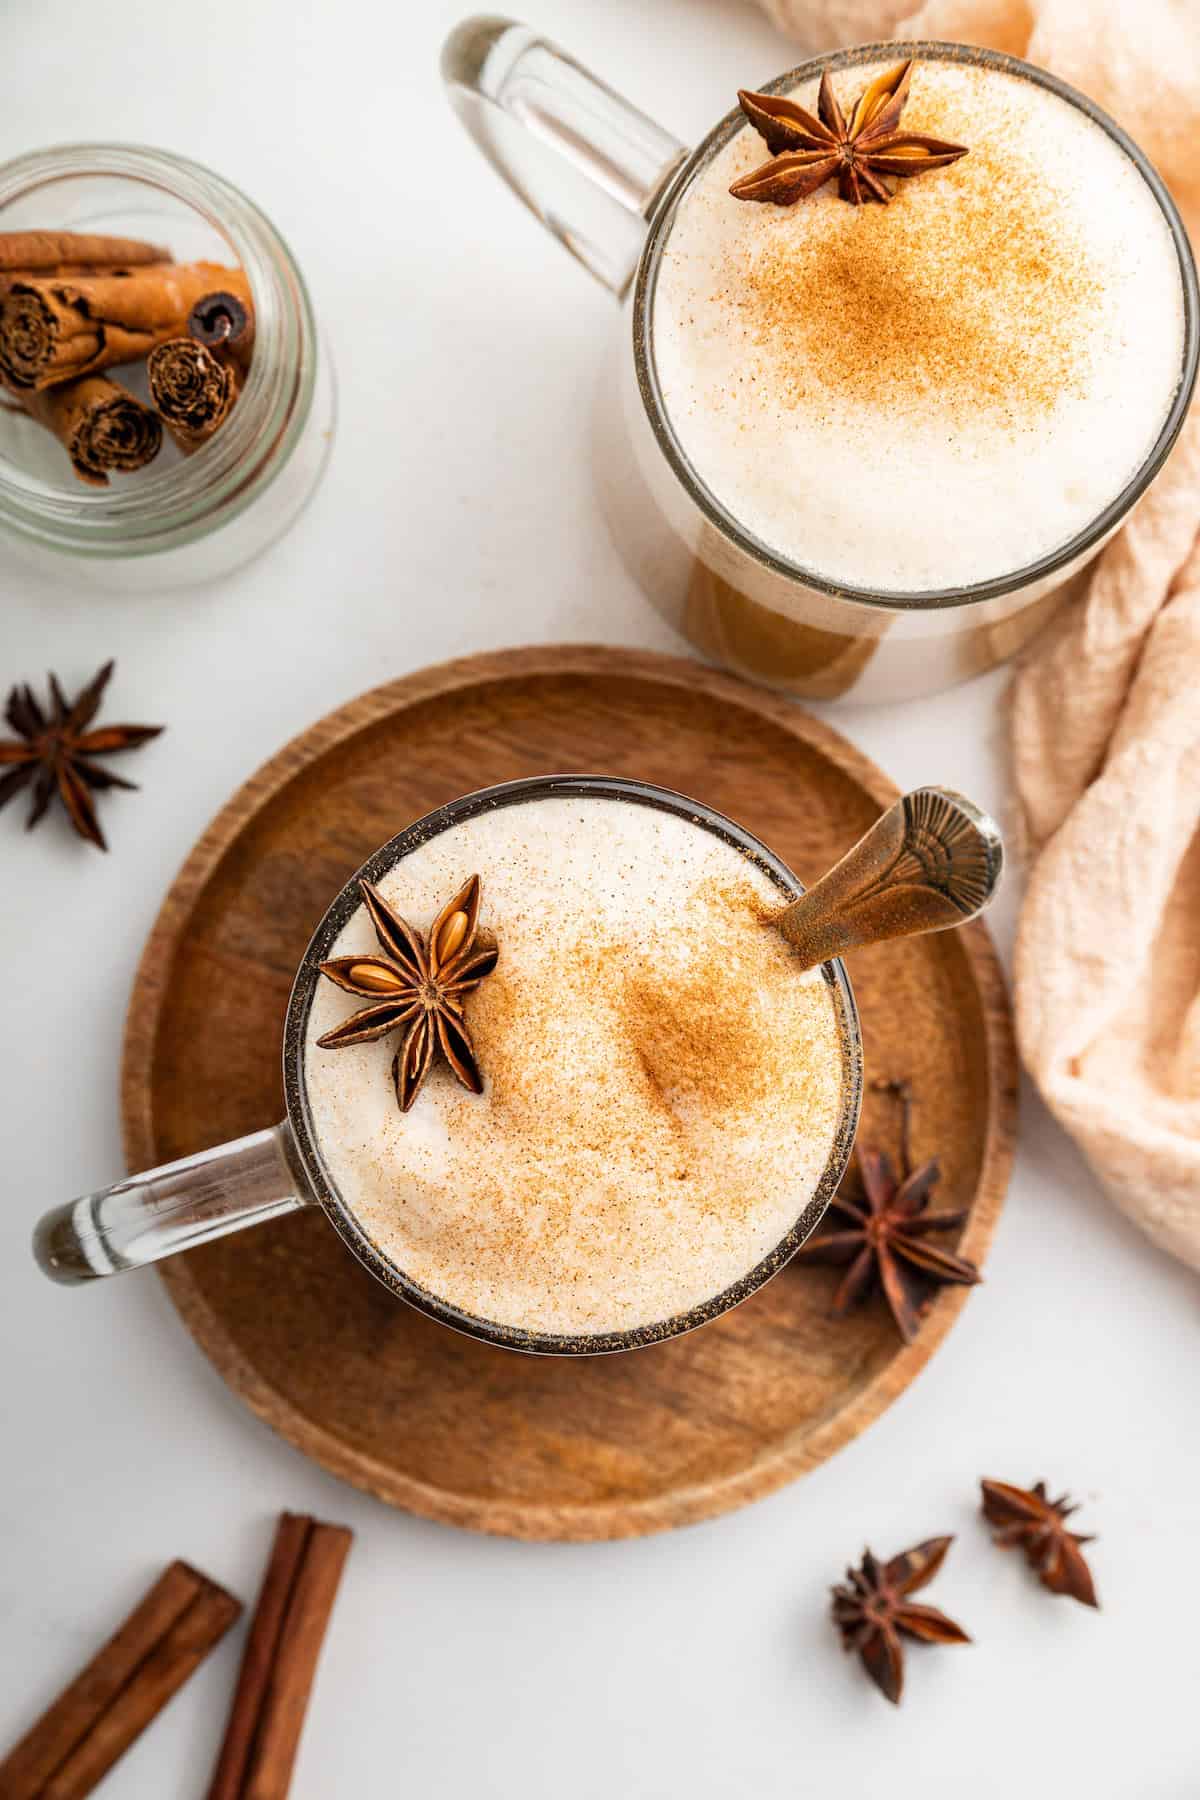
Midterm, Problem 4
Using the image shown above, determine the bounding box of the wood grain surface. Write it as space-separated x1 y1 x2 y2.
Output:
121 646 1018 1541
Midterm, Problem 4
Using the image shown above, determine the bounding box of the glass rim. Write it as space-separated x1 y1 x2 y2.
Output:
282 774 865 1357
0 141 318 557
633 39 1200 615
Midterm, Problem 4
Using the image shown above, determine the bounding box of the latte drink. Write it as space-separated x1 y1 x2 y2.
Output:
651 55 1187 594
303 790 853 1341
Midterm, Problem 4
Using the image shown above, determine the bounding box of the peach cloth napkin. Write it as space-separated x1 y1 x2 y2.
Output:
750 0 1200 1268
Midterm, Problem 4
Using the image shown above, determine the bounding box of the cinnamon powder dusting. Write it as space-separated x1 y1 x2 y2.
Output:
619 882 785 1124
464 877 832 1239
717 77 1104 424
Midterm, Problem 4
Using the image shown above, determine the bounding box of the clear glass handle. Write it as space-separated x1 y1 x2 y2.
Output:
441 15 689 295
33 1124 311 1286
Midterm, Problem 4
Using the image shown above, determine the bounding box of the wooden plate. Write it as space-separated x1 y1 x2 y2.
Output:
122 647 1017 1541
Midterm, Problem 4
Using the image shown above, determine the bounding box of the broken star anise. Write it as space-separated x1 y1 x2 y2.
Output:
831 1536 970 1705
794 1080 980 1342
316 874 498 1113
0 660 163 851
980 1479 1099 1608
731 60 967 208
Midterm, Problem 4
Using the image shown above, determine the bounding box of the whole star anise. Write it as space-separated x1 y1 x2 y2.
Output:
316 874 498 1112
731 60 967 208
0 660 163 851
831 1536 970 1704
980 1479 1099 1608
794 1080 980 1342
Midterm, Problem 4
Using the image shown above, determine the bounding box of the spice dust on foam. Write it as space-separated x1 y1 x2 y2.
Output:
302 799 847 1338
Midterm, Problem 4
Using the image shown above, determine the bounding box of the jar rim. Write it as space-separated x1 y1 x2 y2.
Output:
0 142 318 557
633 41 1200 614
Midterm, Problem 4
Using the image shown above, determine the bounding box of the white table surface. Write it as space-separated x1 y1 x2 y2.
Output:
2 2 1196 1795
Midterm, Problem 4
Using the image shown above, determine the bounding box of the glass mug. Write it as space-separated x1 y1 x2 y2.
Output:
441 22 1199 703
33 776 868 1357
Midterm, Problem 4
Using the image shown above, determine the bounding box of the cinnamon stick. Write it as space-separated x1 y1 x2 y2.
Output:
0 1559 240 1800
0 263 253 391
20 374 162 484
205 1515 308 1800
148 337 240 452
207 1513 352 1800
189 289 255 366
0 230 171 276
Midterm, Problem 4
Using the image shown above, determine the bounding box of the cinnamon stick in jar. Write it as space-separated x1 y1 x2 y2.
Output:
20 374 162 484
189 288 256 368
148 337 240 453
0 230 171 278
0 262 253 390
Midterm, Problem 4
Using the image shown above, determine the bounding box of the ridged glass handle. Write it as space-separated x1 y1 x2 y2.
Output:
32 1124 312 1285
441 15 689 295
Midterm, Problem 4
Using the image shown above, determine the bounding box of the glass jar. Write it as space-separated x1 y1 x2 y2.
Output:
0 144 334 588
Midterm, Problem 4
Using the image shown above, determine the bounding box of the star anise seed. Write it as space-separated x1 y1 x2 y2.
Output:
0 660 163 851
794 1079 981 1342
731 60 967 208
831 1536 970 1704
317 874 498 1113
980 1479 1099 1608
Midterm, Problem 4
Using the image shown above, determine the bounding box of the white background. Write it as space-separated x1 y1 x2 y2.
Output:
2 2 1197 1796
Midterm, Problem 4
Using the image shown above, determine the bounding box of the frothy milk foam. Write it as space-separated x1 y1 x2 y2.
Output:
652 57 1186 592
304 796 847 1338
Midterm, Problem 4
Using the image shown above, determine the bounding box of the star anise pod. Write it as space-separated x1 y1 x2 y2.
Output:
316 874 498 1112
0 660 163 850
731 60 967 208
794 1080 980 1342
831 1536 970 1704
980 1479 1099 1608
